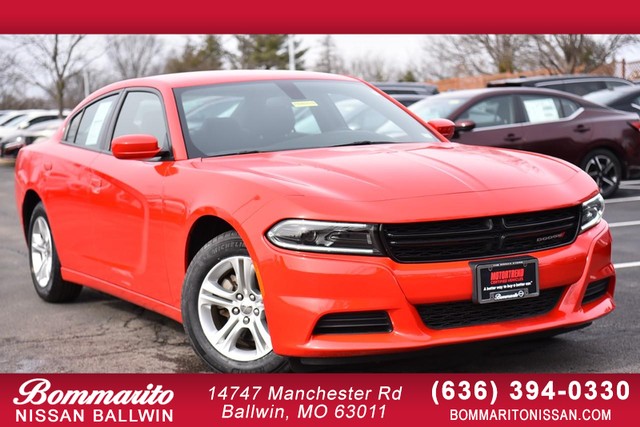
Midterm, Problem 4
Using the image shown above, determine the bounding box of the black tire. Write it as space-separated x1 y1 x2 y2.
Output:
181 231 289 373
28 202 82 302
580 149 622 199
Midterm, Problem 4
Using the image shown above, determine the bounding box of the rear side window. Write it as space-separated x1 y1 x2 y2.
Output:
559 98 581 117
520 95 571 123
65 112 83 143
66 94 118 148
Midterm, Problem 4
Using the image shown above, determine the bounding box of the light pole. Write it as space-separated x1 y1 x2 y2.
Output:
288 35 295 70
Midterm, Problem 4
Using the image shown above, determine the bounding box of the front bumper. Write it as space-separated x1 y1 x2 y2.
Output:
255 221 614 358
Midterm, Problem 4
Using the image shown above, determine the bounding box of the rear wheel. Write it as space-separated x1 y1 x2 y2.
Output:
181 231 289 373
581 149 622 199
28 202 82 302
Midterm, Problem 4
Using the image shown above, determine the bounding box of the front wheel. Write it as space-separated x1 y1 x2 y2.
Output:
181 231 289 373
581 149 622 199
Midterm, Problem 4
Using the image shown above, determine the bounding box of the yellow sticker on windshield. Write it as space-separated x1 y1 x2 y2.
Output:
291 100 318 108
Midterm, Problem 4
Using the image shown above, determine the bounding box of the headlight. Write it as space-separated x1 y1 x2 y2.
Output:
580 193 605 232
266 220 384 255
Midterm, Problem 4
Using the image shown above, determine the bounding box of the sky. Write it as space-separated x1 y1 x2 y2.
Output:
158 34 427 71
298 34 425 69
163 34 640 75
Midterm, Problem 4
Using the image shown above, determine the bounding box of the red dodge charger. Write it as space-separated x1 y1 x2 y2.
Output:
14 71 615 372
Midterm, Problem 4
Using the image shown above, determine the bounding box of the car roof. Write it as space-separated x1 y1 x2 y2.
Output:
416 87 610 111
433 86 586 99
488 74 632 86
97 70 355 93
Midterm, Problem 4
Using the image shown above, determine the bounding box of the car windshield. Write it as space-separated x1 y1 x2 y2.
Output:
174 79 439 158
409 95 470 120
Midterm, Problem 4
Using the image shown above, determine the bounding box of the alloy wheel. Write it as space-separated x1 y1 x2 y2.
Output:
30 216 53 288
583 154 619 197
197 255 272 362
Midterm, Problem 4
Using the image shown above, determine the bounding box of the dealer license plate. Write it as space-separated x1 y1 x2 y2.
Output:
471 257 539 304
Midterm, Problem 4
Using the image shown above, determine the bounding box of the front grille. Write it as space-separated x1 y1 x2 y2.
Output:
416 286 565 330
581 278 610 305
313 311 392 335
381 206 581 263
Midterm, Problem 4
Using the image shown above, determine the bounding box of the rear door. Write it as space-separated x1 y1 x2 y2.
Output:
517 94 592 165
43 94 119 273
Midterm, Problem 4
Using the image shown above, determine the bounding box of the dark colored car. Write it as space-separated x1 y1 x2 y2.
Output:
409 87 640 198
487 75 633 97
373 82 439 106
584 85 640 115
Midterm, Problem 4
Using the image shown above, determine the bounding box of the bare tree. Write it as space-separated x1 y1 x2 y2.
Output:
423 35 531 79
527 35 639 74
347 55 394 81
106 35 165 79
10 35 95 117
0 51 17 107
314 35 345 74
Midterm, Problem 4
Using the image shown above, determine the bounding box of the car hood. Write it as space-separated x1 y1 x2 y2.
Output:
197 142 580 202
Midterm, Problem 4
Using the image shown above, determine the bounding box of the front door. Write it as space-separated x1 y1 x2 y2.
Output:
86 90 173 303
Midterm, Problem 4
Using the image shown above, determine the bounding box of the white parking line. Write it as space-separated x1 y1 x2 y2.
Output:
609 220 640 228
614 261 640 269
606 196 640 204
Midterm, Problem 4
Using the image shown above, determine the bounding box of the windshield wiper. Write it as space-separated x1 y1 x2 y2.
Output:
331 140 394 148
213 150 263 157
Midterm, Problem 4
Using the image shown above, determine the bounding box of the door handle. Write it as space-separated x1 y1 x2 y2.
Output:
504 134 522 142
574 124 590 133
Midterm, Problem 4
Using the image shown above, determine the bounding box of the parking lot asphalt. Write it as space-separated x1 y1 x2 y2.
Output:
0 158 638 373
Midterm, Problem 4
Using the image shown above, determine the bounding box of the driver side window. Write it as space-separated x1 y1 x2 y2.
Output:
112 92 169 152
458 96 515 129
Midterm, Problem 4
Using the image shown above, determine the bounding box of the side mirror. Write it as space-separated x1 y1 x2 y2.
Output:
111 134 161 160
454 119 476 133
427 118 456 139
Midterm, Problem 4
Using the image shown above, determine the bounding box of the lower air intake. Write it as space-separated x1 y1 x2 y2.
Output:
416 286 565 330
313 311 392 335
581 278 611 305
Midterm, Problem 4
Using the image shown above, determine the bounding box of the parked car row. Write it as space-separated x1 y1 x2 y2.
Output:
0 109 67 158
373 82 439 106
486 74 634 96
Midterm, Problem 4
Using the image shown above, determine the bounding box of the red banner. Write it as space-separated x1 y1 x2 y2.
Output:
1 1 639 33
0 374 636 426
